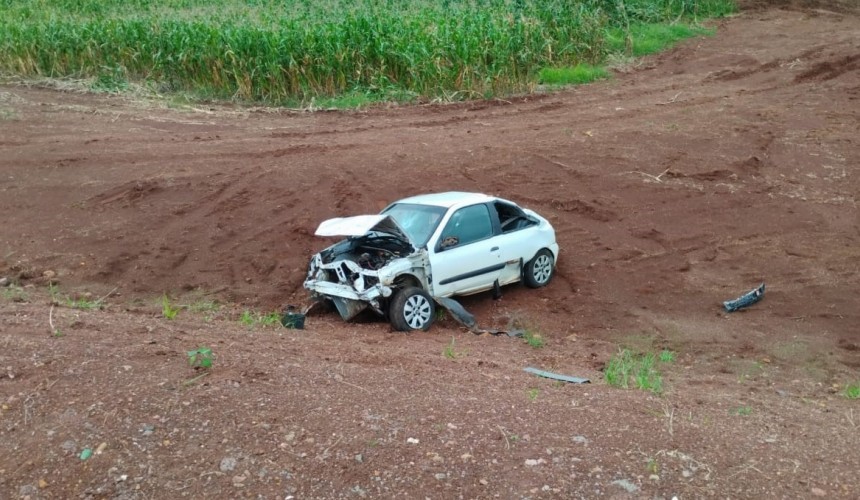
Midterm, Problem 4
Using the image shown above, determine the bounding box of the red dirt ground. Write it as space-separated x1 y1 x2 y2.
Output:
1 3 858 498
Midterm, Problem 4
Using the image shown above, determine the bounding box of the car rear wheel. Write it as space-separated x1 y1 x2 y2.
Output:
389 286 435 331
523 249 554 288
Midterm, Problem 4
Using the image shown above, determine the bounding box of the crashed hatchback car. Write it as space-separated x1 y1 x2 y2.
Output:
304 192 559 331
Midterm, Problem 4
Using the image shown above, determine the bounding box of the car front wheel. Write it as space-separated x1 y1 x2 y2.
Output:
523 249 554 288
389 286 436 331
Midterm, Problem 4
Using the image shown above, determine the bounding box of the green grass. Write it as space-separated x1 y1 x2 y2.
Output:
2 284 29 303
732 405 752 416
442 337 465 360
527 388 540 401
607 23 714 57
64 297 103 310
604 348 667 394
0 107 18 120
844 383 860 400
48 284 105 310
659 349 676 363
523 329 545 349
239 309 282 328
539 64 610 86
0 0 736 106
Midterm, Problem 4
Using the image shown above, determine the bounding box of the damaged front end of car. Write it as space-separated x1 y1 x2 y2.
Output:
303 215 430 321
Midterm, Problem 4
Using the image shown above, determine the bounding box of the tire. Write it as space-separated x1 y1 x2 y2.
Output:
389 286 436 332
523 249 554 288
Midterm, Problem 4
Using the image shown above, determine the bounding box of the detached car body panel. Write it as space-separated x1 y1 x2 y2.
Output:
304 192 559 330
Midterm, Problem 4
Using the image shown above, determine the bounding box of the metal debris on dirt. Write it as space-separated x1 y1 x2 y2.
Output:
723 283 765 312
433 296 524 337
524 367 590 384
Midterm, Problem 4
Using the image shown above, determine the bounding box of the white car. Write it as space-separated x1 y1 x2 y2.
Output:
304 192 559 331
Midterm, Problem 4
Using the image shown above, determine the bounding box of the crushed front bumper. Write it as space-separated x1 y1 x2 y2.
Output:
303 256 394 320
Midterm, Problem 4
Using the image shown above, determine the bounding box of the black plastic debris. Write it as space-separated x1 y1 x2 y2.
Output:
524 367 590 384
723 283 765 312
281 305 306 329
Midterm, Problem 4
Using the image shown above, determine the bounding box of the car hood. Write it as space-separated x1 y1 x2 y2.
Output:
314 215 414 247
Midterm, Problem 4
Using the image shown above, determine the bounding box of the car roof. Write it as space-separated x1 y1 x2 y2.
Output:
394 191 496 209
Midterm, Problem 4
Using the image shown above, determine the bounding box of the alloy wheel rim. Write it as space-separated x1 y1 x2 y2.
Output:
404 295 432 329
533 255 552 283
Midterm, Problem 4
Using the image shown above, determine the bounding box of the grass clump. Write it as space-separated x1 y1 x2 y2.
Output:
604 348 666 394
1 284 29 303
64 296 103 310
49 284 106 310
732 405 752 416
659 349 676 363
539 64 610 86
844 383 860 400
523 329 545 349
0 107 18 120
607 23 714 57
239 309 281 328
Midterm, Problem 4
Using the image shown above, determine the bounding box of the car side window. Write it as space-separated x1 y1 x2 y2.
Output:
495 201 537 233
439 204 493 249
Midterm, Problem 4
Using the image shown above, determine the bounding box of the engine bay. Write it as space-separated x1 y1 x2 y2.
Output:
320 234 414 271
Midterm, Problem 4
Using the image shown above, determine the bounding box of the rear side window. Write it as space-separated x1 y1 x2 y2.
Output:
440 204 493 248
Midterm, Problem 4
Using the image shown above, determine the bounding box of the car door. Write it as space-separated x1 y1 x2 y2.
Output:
428 203 502 297
492 201 541 285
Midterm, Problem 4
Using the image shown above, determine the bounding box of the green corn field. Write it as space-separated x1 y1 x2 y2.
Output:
0 0 736 105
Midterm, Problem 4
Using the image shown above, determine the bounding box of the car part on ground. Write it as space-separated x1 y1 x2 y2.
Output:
280 306 306 329
723 283 765 312
434 296 524 337
524 367 591 384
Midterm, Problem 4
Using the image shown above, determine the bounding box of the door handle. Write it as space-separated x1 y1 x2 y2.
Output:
490 246 499 252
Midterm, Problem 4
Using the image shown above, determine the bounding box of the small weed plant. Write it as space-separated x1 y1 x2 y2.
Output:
239 309 282 327
0 107 18 120
161 294 181 320
186 299 220 321
844 383 860 400
523 329 545 349
1 284 29 303
604 348 665 394
659 349 676 363
732 406 752 416
646 458 660 474
239 310 255 326
443 337 465 360
187 347 213 370
65 296 102 310
527 388 540 401
48 284 103 309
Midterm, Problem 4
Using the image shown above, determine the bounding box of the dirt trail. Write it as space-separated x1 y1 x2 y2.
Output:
1 4 859 498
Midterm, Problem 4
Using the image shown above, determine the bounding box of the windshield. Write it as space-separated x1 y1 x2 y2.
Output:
381 203 446 247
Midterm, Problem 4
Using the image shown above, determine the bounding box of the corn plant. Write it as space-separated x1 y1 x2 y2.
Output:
0 1 735 104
